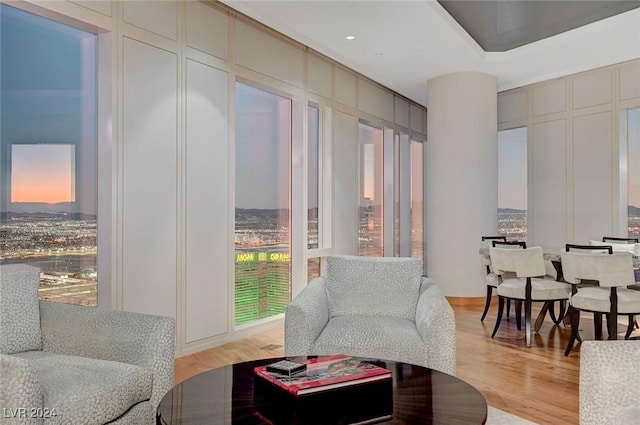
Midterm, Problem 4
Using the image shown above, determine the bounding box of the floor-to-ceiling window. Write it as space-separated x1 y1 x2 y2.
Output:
306 103 331 281
358 122 384 256
0 5 98 306
410 139 424 265
234 82 291 325
628 107 640 239
497 127 528 241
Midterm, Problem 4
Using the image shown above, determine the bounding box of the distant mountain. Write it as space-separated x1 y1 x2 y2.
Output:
630 205 640 217
3 202 79 214
235 208 289 220
498 208 527 214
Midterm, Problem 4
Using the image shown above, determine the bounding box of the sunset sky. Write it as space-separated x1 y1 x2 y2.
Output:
11 144 75 203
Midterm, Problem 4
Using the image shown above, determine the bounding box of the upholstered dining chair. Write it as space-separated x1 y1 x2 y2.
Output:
480 235 507 321
490 246 571 347
598 237 640 284
579 340 640 425
561 250 640 356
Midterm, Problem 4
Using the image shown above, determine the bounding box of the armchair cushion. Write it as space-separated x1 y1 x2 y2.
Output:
311 315 426 365
12 351 152 425
325 255 421 321
0 264 41 354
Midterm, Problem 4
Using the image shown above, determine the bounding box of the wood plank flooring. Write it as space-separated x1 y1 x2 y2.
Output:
174 298 638 424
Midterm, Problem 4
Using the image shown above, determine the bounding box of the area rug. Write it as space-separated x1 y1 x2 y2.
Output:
487 406 538 425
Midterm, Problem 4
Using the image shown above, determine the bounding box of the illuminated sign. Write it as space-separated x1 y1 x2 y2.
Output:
235 251 291 263
236 252 257 262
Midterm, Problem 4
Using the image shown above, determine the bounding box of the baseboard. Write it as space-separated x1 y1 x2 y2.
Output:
446 296 493 307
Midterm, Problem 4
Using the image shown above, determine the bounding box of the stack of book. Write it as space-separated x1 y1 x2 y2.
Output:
254 354 392 396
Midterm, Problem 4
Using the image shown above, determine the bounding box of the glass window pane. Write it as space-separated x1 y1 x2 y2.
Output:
235 82 291 325
359 122 384 257
308 105 320 249
0 5 98 306
308 257 321 282
410 140 424 267
497 127 528 242
629 107 640 239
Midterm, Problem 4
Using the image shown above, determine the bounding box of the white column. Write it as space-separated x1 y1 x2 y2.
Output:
426 72 497 297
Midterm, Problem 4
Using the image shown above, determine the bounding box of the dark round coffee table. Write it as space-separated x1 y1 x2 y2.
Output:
157 357 487 424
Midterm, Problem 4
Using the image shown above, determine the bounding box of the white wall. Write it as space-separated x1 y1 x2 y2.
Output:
499 59 640 247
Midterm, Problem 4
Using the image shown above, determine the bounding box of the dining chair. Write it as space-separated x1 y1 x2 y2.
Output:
600 237 640 284
562 250 640 356
479 236 507 322
489 246 571 347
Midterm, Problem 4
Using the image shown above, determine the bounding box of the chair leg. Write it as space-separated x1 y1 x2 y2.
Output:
480 286 493 322
549 300 567 325
491 296 505 338
564 306 581 356
506 299 511 319
606 313 617 340
525 299 532 347
594 313 603 340
515 300 522 330
625 314 635 339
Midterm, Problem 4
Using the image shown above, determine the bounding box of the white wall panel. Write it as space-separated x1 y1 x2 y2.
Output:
395 97 410 128
235 20 304 87
573 70 612 109
531 119 567 247
410 104 425 133
186 1 228 60
333 111 358 254
334 67 356 108
573 112 613 241
122 38 177 319
124 0 177 40
358 79 393 122
70 0 112 16
185 60 229 343
498 90 527 123
307 53 332 98
532 80 566 116
620 60 640 101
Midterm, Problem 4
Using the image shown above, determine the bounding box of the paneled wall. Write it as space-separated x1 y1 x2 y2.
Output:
498 59 640 246
18 0 426 355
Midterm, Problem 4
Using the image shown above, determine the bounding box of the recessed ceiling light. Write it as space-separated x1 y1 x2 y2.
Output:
346 35 356 40
375 53 383 57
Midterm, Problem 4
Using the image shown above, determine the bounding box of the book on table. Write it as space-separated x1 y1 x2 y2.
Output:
254 354 392 396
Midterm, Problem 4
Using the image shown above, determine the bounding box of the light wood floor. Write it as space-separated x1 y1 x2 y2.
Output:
174 298 637 425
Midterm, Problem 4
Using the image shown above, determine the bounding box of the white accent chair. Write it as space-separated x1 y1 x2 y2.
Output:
489 246 570 347
580 340 640 425
284 255 456 375
0 264 175 424
562 251 640 355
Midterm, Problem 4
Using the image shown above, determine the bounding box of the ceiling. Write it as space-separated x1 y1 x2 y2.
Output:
221 0 640 107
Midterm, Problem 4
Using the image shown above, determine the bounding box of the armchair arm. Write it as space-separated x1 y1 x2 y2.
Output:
415 277 457 376
39 301 175 409
284 277 329 357
0 354 44 424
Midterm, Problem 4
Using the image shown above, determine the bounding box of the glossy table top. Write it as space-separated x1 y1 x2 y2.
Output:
157 357 487 424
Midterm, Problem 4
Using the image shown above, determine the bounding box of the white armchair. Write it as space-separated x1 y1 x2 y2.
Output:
284 255 456 376
0 264 175 424
580 340 640 424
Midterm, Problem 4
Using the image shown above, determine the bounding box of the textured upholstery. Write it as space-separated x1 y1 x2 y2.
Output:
325 255 421 321
0 264 175 425
0 265 42 354
285 256 456 376
580 341 640 425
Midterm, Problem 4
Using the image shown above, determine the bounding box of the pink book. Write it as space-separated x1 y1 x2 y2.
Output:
254 354 391 396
